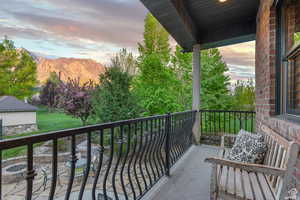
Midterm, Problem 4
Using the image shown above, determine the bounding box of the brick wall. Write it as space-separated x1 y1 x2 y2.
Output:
256 0 300 188
256 0 276 121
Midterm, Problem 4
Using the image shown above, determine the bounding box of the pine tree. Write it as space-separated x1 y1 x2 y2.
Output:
200 48 232 110
171 46 232 111
171 45 193 110
0 38 37 99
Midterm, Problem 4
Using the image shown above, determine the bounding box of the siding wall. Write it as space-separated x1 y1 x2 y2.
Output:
0 112 37 126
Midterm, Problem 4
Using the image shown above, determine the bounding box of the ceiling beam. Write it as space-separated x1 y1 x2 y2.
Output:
140 0 198 49
200 20 257 50
170 0 198 41
140 0 258 51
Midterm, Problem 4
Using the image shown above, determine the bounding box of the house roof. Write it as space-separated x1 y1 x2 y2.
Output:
140 0 260 51
0 96 38 112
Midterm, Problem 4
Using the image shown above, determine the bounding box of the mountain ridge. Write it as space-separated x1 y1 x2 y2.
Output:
36 57 106 84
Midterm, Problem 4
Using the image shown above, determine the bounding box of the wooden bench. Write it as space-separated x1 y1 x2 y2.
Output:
205 125 299 200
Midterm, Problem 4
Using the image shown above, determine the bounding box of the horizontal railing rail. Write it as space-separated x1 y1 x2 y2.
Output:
0 110 196 200
199 110 256 135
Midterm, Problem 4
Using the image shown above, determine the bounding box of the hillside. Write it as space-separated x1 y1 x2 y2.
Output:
37 57 106 84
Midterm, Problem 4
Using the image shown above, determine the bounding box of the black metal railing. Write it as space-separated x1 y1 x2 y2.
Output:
199 110 256 135
0 110 196 200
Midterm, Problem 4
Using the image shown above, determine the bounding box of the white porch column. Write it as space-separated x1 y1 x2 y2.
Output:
192 44 201 143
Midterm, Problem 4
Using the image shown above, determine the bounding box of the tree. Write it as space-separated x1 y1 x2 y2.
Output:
138 13 171 64
58 78 94 125
0 38 37 99
40 72 61 111
295 32 300 43
92 62 140 123
111 48 138 75
135 13 232 114
171 46 232 111
171 45 193 110
232 79 256 111
134 13 180 115
134 53 181 115
200 49 232 110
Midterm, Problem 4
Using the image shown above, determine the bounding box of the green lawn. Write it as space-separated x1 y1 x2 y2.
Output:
4 108 85 140
36 109 84 132
3 108 92 159
201 118 256 135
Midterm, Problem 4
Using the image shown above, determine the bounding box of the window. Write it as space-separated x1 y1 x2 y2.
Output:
280 1 300 115
285 5 300 50
285 1 300 115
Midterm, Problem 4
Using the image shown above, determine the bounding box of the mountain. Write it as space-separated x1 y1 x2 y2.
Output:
37 57 106 84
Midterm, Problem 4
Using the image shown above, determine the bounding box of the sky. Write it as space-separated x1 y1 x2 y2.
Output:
0 0 255 83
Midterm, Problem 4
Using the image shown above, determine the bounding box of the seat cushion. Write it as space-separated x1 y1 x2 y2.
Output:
227 129 267 164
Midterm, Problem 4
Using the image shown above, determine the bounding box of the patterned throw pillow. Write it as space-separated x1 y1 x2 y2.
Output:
227 129 268 164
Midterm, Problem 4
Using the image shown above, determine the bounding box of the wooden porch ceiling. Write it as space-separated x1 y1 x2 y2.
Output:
140 0 259 51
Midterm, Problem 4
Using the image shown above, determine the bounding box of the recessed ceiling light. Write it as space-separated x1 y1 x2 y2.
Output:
219 0 227 3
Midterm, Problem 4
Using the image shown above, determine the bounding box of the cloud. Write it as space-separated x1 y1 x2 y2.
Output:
1 0 146 49
10 12 143 48
219 42 255 82
220 41 255 67
0 0 255 82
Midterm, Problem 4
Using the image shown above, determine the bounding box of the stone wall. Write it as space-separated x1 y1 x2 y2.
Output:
3 124 38 136
256 0 300 189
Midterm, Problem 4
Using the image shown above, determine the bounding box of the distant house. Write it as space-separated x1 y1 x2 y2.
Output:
0 96 38 135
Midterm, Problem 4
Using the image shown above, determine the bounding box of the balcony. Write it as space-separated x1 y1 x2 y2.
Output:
0 110 255 200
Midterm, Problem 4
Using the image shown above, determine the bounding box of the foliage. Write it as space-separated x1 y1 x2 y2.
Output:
111 48 138 75
295 32 300 44
232 79 256 111
134 53 181 115
171 46 232 111
40 72 61 111
138 13 171 64
92 63 140 123
58 78 95 125
134 13 181 115
171 46 193 110
0 38 37 99
200 49 232 110
135 13 233 114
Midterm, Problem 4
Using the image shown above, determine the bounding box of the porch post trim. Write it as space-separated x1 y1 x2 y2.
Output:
192 44 201 143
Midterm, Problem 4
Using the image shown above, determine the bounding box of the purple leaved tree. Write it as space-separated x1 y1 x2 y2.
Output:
58 78 95 126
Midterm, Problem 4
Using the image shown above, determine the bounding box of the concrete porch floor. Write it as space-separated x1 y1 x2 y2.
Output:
142 145 219 200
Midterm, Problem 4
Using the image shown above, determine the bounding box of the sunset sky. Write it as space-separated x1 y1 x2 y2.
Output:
0 0 255 82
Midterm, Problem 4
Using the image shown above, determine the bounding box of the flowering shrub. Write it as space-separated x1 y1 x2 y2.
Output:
58 78 95 125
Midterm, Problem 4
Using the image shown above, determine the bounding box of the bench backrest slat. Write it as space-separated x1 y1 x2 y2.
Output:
261 125 290 149
260 125 299 199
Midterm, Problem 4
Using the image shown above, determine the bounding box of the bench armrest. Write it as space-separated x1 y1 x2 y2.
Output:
205 157 286 176
221 134 237 148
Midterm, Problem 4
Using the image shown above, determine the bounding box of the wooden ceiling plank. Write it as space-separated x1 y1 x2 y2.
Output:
140 0 260 51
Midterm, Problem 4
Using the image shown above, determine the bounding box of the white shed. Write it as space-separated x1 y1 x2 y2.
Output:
0 96 38 135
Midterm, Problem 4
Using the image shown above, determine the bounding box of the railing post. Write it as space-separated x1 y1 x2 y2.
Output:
0 119 2 200
165 113 171 177
0 119 2 139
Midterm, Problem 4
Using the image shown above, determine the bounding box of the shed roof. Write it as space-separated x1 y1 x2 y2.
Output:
0 96 38 112
140 0 260 51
